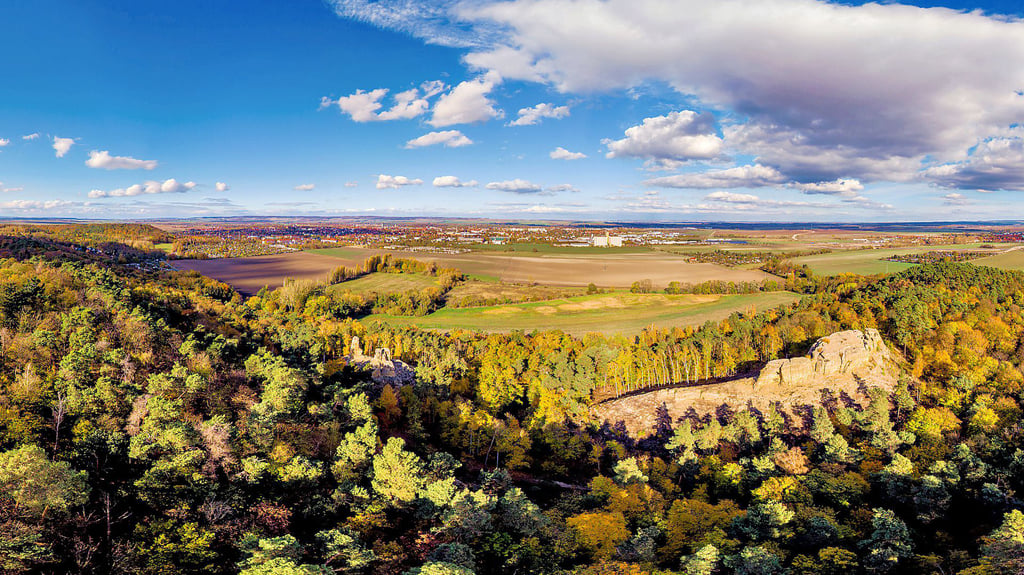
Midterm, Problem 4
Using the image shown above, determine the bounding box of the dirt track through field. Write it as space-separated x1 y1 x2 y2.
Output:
174 248 775 295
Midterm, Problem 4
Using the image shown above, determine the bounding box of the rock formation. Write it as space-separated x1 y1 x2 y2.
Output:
346 336 415 386
755 329 893 388
593 329 900 436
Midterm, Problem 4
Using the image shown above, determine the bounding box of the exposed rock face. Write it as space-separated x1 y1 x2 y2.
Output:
755 329 893 388
347 336 415 386
593 329 899 436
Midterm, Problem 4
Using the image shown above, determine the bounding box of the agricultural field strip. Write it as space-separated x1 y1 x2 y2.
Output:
790 243 1023 275
369 291 801 336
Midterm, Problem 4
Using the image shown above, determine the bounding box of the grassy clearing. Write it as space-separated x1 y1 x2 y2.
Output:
369 291 801 336
326 272 439 295
154 243 174 253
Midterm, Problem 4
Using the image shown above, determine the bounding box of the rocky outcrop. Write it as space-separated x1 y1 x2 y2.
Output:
593 329 900 436
755 329 893 387
347 336 415 386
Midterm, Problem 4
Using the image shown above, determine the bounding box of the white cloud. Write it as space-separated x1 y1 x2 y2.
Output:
604 111 724 168
376 174 424 189
21 133 39 141
704 191 763 204
0 199 75 211
88 178 196 198
547 183 579 193
0 139 9 147
509 102 569 126
215 182 230 192
433 176 479 187
550 147 587 160
942 192 970 206
454 0 1024 187
85 150 158 170
792 178 864 195
645 164 786 189
429 73 503 127
405 130 473 148
486 179 544 194
52 136 74 158
294 183 316 191
378 88 430 120
2 188 24 193
326 0 488 48
420 80 447 98
331 88 388 122
324 81 446 122
344 181 358 187
699 189 891 211
698 191 829 212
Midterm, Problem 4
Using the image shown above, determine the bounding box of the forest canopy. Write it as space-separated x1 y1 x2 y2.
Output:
0 231 1022 575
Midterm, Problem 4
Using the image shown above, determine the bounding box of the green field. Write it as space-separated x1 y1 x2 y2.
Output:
790 244 1021 276
369 291 801 336
789 249 918 275
326 272 439 295
973 249 1024 271
464 242 652 255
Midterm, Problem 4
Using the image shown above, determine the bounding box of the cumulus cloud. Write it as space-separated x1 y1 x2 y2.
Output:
550 147 587 160
22 133 39 141
429 73 503 127
329 88 388 122
433 176 478 187
88 178 196 198
923 134 1024 191
376 174 424 189
0 139 9 147
485 179 544 194
294 183 316 191
448 0 1024 187
604 111 724 168
405 130 473 148
378 88 431 120
52 136 74 158
85 150 158 170
323 80 446 123
215 182 230 192
509 102 570 126
645 164 786 189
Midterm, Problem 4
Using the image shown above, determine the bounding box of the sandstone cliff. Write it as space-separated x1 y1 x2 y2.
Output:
593 329 900 436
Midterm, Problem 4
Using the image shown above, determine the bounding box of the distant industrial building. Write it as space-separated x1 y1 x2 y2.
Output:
592 231 624 247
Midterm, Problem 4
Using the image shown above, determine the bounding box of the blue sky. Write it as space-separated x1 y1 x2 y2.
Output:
1 0 1023 222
